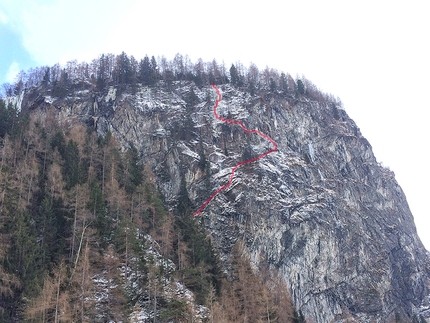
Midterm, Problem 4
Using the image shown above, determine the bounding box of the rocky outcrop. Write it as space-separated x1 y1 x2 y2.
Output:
22 81 430 322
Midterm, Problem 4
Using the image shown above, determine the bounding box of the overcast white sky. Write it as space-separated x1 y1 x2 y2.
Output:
1 0 428 249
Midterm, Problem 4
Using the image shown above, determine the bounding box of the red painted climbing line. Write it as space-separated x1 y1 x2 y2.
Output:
193 84 278 216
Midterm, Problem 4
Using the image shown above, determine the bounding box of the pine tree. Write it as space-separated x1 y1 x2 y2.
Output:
114 51 131 86
160 299 190 322
38 196 59 267
139 55 152 85
0 100 18 138
248 81 256 96
42 67 50 86
96 54 107 91
270 77 277 91
89 179 110 243
63 139 81 189
129 55 139 94
150 55 159 83
230 64 239 86
8 210 44 299
0 223 21 319
122 144 143 194
297 79 305 95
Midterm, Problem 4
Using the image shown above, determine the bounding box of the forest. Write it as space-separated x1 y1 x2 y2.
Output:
0 55 307 322
1 52 341 109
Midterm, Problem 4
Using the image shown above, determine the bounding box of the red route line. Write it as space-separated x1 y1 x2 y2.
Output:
193 84 278 216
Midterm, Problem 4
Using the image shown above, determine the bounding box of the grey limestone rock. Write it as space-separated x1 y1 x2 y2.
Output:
20 81 430 322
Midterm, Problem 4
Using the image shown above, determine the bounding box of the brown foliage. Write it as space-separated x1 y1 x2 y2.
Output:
212 241 295 323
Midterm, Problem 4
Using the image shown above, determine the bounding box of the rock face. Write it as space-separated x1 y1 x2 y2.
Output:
22 81 430 322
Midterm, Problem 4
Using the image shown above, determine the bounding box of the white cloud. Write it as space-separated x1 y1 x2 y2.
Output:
6 61 20 83
0 10 8 24
2 0 134 65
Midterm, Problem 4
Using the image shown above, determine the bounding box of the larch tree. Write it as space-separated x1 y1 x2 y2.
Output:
173 53 185 80
25 261 69 323
69 241 96 322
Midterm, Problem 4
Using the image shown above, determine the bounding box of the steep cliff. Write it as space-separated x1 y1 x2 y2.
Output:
17 80 430 322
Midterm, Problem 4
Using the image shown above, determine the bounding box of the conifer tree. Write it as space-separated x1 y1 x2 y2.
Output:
96 54 107 90
70 241 96 321
114 51 131 86
297 79 305 95
123 144 143 194
230 64 239 86
129 55 138 93
139 55 152 85
0 227 21 320
42 67 50 86
280 72 288 92
0 100 18 138
270 77 277 91
150 55 159 83
8 210 44 299
64 139 81 189
89 179 110 243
